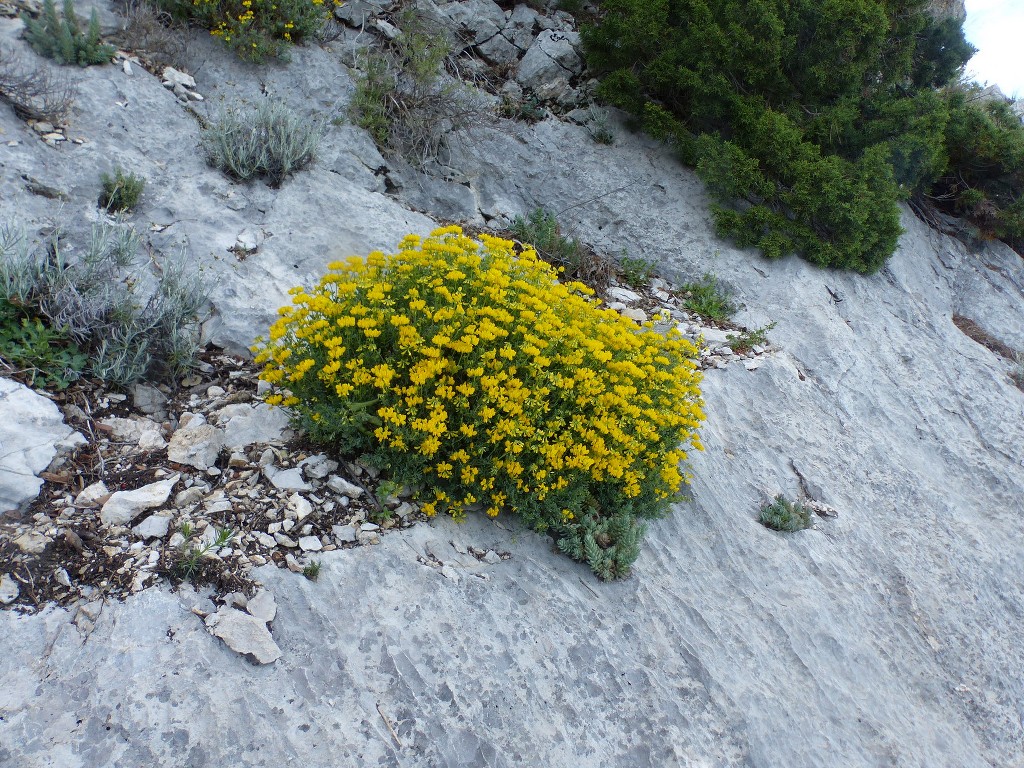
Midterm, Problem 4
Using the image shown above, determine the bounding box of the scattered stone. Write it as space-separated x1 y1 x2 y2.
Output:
327 475 363 498
100 475 180 527
298 536 323 552
607 286 643 303
620 307 648 323
0 574 19 605
274 532 297 548
265 466 310 491
333 524 358 544
286 493 313 521
205 607 281 664
483 550 501 565
15 532 49 554
138 429 167 451
167 417 224 470
75 481 110 507
217 403 291 449
246 590 277 623
133 513 173 540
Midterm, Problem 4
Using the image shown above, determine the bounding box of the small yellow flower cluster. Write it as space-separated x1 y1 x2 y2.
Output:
186 0 332 61
254 227 705 566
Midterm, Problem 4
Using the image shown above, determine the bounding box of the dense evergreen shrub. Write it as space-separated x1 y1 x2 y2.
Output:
254 227 705 579
582 0 978 271
930 90 1024 253
22 0 116 66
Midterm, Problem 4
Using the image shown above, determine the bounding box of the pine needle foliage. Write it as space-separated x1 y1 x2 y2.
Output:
22 0 115 67
582 0 978 271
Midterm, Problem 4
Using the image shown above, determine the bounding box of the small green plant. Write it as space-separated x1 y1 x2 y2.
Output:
619 255 655 288
253 226 706 580
499 93 546 122
99 168 146 212
158 0 331 62
201 99 324 186
0 298 86 388
511 207 616 290
759 495 813 532
176 525 234 581
681 273 735 321
22 0 116 66
302 560 322 581
727 322 776 354
349 11 484 165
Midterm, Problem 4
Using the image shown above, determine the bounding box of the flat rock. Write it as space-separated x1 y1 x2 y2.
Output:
167 418 224 470
246 590 277 624
265 467 310 491
100 475 180 527
216 403 292 449
0 574 18 605
133 513 173 540
326 475 363 498
0 379 84 514
205 606 281 664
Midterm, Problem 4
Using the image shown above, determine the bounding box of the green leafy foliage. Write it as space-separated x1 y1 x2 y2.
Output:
0 298 86 389
511 207 616 290
99 168 146 212
618 255 655 288
582 0 978 270
175 525 235 581
759 495 813 533
22 0 115 66
254 227 706 579
727 322 776 354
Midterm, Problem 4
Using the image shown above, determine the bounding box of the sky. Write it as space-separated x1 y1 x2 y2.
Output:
963 0 1024 97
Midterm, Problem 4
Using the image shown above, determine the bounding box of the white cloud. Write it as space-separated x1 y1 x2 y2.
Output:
963 0 1024 97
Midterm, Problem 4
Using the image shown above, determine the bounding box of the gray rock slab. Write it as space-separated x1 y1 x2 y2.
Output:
100 475 180 527
204 606 281 664
0 378 83 514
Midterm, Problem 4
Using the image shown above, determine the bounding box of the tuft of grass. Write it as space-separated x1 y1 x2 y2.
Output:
759 495 813 532
201 99 324 186
22 0 116 66
681 273 736 321
176 526 234 581
99 168 146 212
511 207 616 291
619 254 656 288
302 560 322 581
727 322 776 354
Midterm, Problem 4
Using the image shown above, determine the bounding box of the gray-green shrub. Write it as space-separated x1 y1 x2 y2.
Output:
0 219 207 387
201 99 324 186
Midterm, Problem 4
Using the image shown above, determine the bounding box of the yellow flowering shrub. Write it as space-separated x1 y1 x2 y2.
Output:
161 0 338 62
254 227 705 579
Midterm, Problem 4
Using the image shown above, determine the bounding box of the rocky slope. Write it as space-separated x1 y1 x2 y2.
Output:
1 2 1023 766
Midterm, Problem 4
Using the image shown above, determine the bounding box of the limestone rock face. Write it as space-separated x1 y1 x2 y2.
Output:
0 9 1023 768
